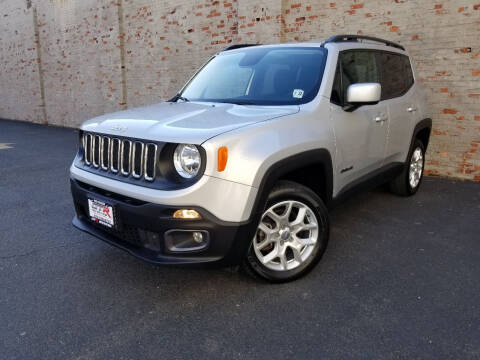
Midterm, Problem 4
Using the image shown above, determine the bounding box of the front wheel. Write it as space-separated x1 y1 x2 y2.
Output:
244 181 329 282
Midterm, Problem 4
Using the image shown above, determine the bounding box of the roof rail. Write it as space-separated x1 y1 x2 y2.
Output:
324 34 405 51
222 44 260 51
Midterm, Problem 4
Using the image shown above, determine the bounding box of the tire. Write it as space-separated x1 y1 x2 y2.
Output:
389 139 425 196
243 180 329 283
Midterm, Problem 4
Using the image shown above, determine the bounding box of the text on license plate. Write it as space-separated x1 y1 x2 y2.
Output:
88 199 114 228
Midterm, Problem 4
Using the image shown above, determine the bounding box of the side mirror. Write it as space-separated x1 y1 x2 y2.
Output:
344 83 381 111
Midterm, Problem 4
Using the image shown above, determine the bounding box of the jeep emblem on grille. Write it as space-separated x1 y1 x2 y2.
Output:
109 124 127 132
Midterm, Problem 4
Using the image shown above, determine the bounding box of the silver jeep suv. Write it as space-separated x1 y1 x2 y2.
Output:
70 35 432 282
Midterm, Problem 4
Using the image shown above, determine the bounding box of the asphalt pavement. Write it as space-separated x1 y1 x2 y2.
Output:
1 119 479 359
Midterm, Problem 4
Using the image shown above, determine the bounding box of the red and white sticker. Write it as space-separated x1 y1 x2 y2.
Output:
88 199 114 228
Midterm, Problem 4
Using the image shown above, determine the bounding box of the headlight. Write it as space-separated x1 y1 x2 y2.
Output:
173 144 201 178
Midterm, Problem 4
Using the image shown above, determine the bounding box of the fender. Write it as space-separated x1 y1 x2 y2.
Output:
215 149 333 265
248 149 333 221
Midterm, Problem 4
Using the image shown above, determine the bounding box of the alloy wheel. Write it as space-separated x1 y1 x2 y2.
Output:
409 147 423 189
253 200 319 272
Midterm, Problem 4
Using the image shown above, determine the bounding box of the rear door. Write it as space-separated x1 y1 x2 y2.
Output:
330 50 389 193
377 52 417 163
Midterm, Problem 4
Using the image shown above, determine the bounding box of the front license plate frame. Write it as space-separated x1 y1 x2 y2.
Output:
88 198 115 229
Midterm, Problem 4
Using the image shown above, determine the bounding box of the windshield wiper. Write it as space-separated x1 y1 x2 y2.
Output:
170 93 190 102
217 100 257 105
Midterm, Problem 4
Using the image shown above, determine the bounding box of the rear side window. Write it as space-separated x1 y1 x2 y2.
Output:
378 52 414 99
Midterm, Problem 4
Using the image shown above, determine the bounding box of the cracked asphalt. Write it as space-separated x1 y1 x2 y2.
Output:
1 119 479 359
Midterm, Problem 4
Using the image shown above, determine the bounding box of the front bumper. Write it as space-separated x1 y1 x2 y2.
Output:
71 179 256 266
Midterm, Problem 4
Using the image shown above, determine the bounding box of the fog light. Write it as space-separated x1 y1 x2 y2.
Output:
192 231 203 244
165 230 209 253
173 209 201 219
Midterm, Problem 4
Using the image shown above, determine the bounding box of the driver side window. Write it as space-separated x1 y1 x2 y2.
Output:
331 51 380 105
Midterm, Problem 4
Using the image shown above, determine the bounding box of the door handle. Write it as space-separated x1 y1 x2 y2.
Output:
375 114 388 123
407 107 417 113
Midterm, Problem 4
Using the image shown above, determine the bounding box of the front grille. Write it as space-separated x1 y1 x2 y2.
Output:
82 132 157 182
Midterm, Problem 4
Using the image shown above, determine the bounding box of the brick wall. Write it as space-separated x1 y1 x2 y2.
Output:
0 0 479 181
0 1 43 123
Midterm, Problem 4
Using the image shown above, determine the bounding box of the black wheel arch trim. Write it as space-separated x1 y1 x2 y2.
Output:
225 149 333 267
248 149 333 221
411 118 432 151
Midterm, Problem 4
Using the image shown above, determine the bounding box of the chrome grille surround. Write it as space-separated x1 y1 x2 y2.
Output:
132 141 145 179
100 136 110 171
92 135 101 168
81 132 158 182
110 138 121 173
144 143 157 181
121 140 132 176
84 133 93 165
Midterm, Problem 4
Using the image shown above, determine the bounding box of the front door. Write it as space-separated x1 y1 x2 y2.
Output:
330 50 389 194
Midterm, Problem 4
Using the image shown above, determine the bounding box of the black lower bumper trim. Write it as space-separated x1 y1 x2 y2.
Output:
71 179 256 266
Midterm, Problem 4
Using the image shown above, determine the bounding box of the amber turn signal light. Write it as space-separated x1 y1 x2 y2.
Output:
217 146 228 172
173 209 201 219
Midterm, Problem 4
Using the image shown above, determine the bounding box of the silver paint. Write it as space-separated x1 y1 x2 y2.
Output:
73 40 431 223
346 83 381 104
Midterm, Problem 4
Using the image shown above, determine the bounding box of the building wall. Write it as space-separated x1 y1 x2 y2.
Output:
0 1 43 123
0 0 479 181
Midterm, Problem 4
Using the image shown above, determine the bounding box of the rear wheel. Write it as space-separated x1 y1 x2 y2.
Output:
390 139 425 196
244 181 329 282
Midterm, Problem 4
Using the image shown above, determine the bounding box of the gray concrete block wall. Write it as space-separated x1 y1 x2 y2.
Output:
0 0 479 181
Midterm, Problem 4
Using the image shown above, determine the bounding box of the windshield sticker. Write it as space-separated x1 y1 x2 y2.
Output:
293 89 304 99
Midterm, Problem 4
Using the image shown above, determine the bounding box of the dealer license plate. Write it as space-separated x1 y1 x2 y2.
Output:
88 199 115 228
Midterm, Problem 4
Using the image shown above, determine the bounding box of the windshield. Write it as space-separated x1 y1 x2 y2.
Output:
179 47 327 105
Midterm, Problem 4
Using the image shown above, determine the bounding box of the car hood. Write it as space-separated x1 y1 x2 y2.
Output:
81 102 299 144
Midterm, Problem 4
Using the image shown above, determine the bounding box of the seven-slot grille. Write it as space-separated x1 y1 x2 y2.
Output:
82 133 157 182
